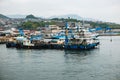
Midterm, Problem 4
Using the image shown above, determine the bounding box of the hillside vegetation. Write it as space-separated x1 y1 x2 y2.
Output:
20 18 120 29
19 21 56 30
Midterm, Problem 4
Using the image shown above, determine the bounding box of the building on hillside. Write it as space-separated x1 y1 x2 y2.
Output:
48 25 61 33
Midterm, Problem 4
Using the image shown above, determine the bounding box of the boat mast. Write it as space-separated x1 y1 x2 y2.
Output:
19 28 24 36
65 22 69 45
82 19 84 28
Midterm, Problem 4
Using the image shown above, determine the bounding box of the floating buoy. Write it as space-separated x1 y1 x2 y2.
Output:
110 39 112 42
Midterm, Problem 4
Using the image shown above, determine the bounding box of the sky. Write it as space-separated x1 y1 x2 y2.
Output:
0 0 120 24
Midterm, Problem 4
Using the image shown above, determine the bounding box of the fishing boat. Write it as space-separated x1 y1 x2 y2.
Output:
64 38 99 50
63 23 99 50
6 36 27 48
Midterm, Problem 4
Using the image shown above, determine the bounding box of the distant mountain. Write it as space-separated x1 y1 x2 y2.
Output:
49 14 82 20
49 14 97 21
6 14 96 21
7 14 43 19
26 14 38 19
7 14 26 18
0 14 9 19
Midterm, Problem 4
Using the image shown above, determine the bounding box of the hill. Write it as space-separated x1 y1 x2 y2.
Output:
0 14 9 19
26 14 38 19
49 14 97 22
51 18 120 29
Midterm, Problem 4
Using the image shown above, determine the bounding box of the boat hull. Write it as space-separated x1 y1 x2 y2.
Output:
64 42 99 50
15 42 99 50
6 42 16 48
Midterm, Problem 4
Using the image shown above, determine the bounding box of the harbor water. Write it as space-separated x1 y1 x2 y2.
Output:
0 36 120 80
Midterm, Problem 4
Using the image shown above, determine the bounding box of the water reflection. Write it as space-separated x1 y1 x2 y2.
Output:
64 49 99 57
64 49 100 64
64 50 91 55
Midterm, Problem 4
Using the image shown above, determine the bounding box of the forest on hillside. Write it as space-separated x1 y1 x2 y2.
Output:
18 18 120 30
